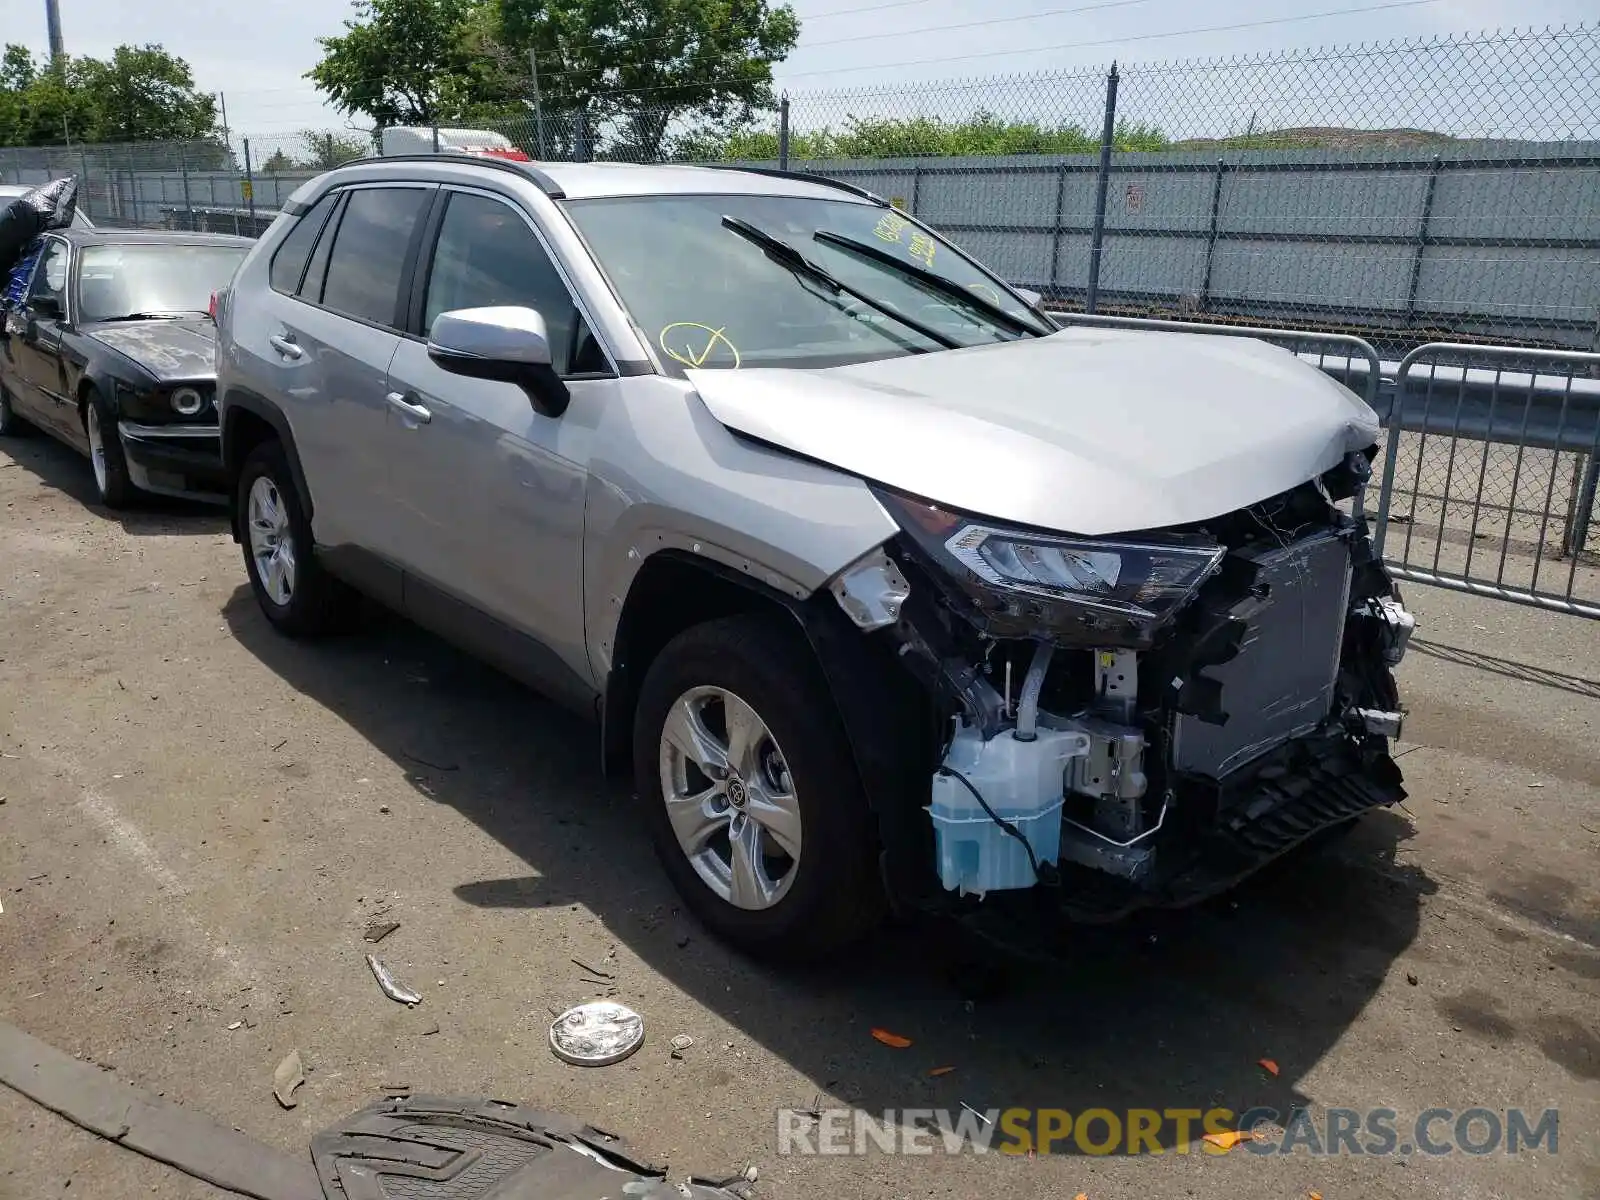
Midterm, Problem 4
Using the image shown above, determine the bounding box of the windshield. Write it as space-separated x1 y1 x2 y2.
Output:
77 244 247 322
564 193 1049 371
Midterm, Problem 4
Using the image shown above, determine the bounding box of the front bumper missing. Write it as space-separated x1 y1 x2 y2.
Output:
895 510 1413 922
118 421 227 504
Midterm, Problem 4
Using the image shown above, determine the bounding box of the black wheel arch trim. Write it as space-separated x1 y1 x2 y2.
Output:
220 389 314 543
602 550 933 914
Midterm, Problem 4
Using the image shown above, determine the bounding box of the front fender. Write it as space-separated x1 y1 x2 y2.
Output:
219 388 314 542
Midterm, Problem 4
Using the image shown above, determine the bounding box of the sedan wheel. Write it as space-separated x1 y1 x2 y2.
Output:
247 475 297 607
86 404 109 495
659 685 803 911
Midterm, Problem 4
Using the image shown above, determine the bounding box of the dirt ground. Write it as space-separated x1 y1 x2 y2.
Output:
1 429 1597 1200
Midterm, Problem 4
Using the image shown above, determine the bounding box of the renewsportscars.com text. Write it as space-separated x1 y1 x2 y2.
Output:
776 1106 1559 1157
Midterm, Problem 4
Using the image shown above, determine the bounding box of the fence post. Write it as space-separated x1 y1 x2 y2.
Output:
1085 61 1119 314
432 126 441 153
1199 158 1227 310
1405 154 1443 326
179 144 192 230
241 137 255 237
78 151 90 221
778 96 790 171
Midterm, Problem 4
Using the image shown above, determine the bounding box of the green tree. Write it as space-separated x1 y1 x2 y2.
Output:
73 45 217 141
306 0 800 162
300 129 373 167
495 0 798 161
308 0 494 127
0 43 216 148
680 112 1169 161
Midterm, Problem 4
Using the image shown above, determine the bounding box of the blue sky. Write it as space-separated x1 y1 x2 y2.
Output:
0 0 1593 139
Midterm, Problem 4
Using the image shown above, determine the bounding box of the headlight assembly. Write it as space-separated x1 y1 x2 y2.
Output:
876 489 1224 643
169 386 207 417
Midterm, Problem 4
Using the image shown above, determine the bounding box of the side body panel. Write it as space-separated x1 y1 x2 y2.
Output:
382 340 600 687
582 375 900 681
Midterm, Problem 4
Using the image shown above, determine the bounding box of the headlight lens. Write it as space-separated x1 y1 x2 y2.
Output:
170 387 207 416
945 524 1223 621
876 489 1225 640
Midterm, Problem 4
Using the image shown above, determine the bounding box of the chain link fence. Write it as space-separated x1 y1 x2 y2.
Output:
1 24 1595 597
2 26 1595 352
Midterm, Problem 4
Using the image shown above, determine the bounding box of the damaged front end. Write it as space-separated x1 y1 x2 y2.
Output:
830 450 1414 923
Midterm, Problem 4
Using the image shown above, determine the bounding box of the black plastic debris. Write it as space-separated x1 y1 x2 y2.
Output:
311 1096 751 1199
0 176 79 276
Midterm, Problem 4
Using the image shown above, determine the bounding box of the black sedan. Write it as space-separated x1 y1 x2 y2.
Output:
0 229 252 506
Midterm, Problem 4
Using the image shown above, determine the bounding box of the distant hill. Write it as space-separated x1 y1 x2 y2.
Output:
1173 126 1460 151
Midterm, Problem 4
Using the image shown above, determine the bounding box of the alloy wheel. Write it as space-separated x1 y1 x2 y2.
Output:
657 685 803 911
86 406 108 496
247 475 297 606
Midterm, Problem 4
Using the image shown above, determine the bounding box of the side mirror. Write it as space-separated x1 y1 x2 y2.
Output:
1013 287 1042 310
427 306 570 418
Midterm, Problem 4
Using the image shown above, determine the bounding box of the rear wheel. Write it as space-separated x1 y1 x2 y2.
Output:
634 613 883 959
0 384 29 436
238 440 358 635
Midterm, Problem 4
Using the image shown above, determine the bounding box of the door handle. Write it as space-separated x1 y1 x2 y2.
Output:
268 334 302 360
386 390 431 424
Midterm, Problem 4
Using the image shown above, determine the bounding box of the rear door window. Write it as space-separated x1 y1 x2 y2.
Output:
270 192 339 295
318 187 431 328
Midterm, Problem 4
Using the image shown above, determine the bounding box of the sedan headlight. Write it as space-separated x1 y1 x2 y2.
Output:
876 489 1225 642
170 387 207 416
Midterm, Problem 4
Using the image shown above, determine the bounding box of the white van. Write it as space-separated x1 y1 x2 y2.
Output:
379 127 532 161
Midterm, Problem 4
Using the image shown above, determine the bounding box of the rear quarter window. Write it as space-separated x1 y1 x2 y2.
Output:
269 192 338 295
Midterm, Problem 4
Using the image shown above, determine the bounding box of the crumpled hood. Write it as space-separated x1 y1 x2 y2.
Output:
687 327 1381 536
85 317 216 383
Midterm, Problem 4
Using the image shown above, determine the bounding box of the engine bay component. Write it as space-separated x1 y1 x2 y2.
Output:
1354 708 1404 738
829 547 911 631
1369 595 1416 665
1170 529 1352 780
928 719 1089 896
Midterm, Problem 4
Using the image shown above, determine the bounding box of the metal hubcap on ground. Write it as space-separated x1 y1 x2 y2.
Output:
247 476 296 607
658 685 802 911
86 407 108 495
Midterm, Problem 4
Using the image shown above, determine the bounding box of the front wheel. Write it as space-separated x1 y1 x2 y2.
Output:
84 390 137 508
633 613 883 960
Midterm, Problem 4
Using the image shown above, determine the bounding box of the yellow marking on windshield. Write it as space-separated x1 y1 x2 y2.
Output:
873 211 911 244
659 322 742 370
908 232 936 269
967 282 1002 305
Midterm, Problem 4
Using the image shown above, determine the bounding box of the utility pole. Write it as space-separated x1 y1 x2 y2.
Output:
528 48 545 159
45 0 66 66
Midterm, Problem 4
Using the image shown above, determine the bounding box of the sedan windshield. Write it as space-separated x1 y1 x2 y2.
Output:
77 244 248 322
564 193 1050 371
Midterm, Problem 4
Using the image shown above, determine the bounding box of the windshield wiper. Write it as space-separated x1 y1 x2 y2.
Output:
812 230 1046 338
96 310 206 322
720 216 959 351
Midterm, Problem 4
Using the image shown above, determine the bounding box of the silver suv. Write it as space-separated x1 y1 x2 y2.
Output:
216 156 1415 957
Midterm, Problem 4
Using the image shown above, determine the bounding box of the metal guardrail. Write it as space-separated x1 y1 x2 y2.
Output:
1374 343 1600 619
1044 309 1382 410
1045 314 1598 619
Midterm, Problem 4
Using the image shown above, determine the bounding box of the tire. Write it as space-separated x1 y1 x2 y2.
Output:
0 383 29 436
237 439 358 635
633 613 883 960
83 387 138 508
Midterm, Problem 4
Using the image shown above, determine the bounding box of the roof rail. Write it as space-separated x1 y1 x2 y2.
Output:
699 164 887 207
337 153 567 199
